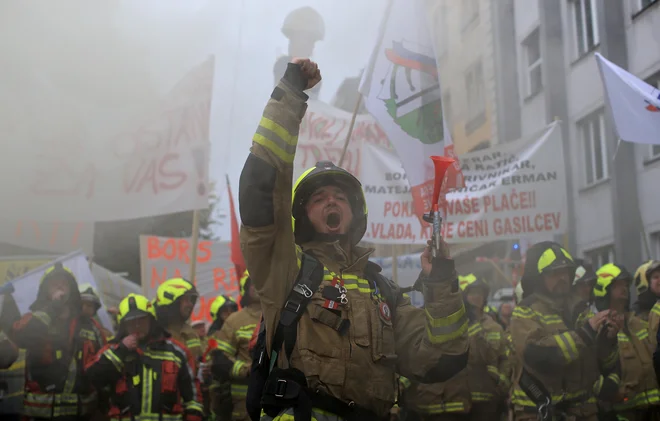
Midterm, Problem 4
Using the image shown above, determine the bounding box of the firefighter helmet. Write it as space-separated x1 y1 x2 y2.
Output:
281 7 325 41
292 161 367 245
156 278 198 307
40 262 76 285
572 259 597 287
209 295 239 321
520 241 576 298
118 293 156 323
240 270 250 297
634 260 660 295
79 284 102 310
594 263 632 298
458 273 490 297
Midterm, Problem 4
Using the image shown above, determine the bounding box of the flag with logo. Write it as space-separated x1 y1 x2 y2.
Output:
595 52 660 145
359 0 463 219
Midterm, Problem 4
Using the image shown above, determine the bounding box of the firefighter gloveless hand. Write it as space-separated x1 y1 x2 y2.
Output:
122 333 138 351
421 239 451 277
290 57 321 90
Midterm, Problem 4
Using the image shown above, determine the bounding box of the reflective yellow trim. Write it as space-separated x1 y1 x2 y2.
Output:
33 311 51 326
399 376 411 389
216 340 236 356
552 332 579 363
104 348 124 372
253 133 295 164
468 323 483 337
186 338 201 349
512 388 588 407
614 388 660 410
231 383 248 397
417 402 465 414
141 365 153 414
231 360 246 378
425 305 469 344
471 391 495 402
258 117 298 146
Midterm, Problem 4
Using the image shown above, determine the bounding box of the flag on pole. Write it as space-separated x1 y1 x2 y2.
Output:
226 175 245 277
595 52 660 145
359 0 463 219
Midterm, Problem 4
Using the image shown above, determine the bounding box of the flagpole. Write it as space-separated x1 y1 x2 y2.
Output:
338 95 362 167
188 210 201 283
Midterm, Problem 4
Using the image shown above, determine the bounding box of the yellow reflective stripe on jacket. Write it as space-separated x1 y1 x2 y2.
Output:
425 305 468 344
33 311 51 326
236 324 257 340
231 383 248 398
399 376 411 389
512 307 563 326
552 332 579 363
186 338 201 349
651 302 660 317
232 360 246 378
104 348 124 371
487 365 510 387
593 376 604 395
24 392 96 417
602 349 619 370
216 339 236 355
253 117 299 164
130 414 189 421
322 270 381 298
468 323 483 337
184 399 204 414
636 328 649 341
143 350 182 365
512 388 588 407
614 388 660 410
141 365 154 414
471 391 495 402
416 402 465 414
485 331 501 342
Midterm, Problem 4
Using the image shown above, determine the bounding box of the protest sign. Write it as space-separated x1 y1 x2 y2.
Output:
7 251 113 330
0 57 214 222
0 257 54 284
361 122 567 244
139 235 239 323
0 219 94 255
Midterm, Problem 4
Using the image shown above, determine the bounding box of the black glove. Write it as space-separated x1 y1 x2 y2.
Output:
210 349 234 382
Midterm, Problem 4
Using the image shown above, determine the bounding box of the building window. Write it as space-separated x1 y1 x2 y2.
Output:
645 73 660 159
522 28 542 98
638 0 659 12
571 0 599 57
651 232 660 258
462 0 479 29
578 110 608 185
464 60 486 134
585 245 615 269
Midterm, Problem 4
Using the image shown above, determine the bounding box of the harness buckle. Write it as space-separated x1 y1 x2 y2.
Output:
274 379 288 398
294 284 314 298
537 397 551 421
283 300 301 314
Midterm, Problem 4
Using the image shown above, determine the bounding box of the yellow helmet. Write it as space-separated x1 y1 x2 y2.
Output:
156 278 198 307
281 7 325 41
634 260 660 295
40 262 76 285
118 294 156 323
594 263 632 298
79 283 101 310
209 295 238 321
458 273 489 296
292 161 367 245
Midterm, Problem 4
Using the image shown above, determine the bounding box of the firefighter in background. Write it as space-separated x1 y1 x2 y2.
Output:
86 293 204 421
572 259 598 306
459 274 510 420
591 264 659 421
240 58 468 421
510 242 619 421
79 284 114 341
11 262 106 421
210 271 261 421
273 7 324 99
193 321 207 342
154 278 203 365
0 288 21 421
633 260 660 321
205 295 240 421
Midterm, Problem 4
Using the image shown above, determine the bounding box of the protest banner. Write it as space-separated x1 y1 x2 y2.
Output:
139 235 238 323
0 257 54 284
7 251 113 330
0 219 94 255
91 262 141 309
0 57 214 222
361 122 567 244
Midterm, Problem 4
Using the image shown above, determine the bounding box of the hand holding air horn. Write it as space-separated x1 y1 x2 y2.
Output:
422 156 456 258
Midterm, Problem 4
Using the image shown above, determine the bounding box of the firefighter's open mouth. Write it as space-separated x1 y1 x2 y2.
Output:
326 212 341 230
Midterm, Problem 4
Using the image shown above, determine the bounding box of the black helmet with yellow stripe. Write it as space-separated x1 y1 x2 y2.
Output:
292 161 367 245
634 260 660 296
520 241 576 298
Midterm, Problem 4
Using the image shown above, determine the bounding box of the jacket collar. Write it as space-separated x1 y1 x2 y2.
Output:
301 240 374 275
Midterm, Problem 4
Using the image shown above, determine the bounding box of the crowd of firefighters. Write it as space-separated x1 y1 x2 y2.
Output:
1 58 660 421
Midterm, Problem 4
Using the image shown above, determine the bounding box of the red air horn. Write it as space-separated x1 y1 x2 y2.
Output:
422 156 456 257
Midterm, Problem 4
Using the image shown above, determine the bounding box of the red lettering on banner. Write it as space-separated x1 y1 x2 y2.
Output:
213 268 239 294
492 213 561 235
456 220 489 239
151 266 184 289
441 197 481 216
483 190 535 213
368 223 416 241
14 220 86 249
383 201 415 218
146 237 214 264
123 153 187 195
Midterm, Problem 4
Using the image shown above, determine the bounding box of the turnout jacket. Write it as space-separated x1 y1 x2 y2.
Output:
510 294 618 418
212 303 261 421
238 72 469 418
86 334 204 421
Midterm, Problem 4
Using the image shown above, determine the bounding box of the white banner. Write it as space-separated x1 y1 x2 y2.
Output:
139 235 239 324
0 219 94 255
0 57 214 222
362 122 567 244
7 251 113 331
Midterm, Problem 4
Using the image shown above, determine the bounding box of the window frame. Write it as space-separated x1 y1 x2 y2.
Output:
522 27 543 98
570 0 600 59
585 245 615 269
578 110 609 186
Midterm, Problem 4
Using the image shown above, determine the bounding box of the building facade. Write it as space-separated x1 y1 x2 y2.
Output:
512 0 660 270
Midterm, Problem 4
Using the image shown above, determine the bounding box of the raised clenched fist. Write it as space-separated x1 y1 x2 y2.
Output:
291 58 321 90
